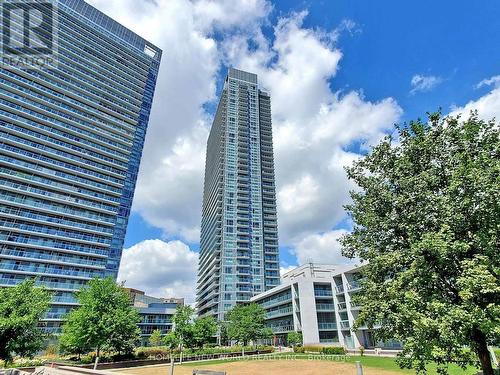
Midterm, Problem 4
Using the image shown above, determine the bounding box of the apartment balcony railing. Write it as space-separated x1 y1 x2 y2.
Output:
335 285 344 294
270 325 294 333
314 290 333 297
318 322 337 330
337 302 347 311
340 321 350 329
316 303 335 311
350 301 360 309
260 295 292 308
347 281 361 291
266 307 293 318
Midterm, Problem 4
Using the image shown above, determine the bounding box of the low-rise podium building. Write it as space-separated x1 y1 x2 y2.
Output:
250 263 401 349
126 288 183 346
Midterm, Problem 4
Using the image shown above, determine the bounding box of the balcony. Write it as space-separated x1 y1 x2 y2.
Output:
337 302 347 311
270 325 294 333
315 303 335 311
314 289 333 297
266 307 293 318
318 322 337 330
340 321 350 329
350 301 361 310
347 281 361 291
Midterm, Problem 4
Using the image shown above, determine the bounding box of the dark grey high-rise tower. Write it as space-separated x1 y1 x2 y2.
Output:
197 68 280 320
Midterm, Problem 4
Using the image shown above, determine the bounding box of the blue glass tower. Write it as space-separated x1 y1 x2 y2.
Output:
197 68 280 321
0 0 161 333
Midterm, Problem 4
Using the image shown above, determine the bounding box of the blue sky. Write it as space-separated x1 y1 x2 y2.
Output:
90 0 500 299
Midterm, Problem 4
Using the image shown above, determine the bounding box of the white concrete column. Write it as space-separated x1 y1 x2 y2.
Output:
297 279 319 345
342 273 361 348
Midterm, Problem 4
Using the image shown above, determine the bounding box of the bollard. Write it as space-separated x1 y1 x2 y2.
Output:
355 361 363 375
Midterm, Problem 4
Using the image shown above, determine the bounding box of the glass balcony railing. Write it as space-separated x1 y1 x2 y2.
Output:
266 307 293 318
314 289 333 297
318 322 337 330
316 303 335 311
340 321 350 329
270 325 294 333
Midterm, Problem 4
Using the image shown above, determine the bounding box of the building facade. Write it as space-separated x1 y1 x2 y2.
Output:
126 289 183 346
197 68 280 321
251 264 402 350
0 0 161 333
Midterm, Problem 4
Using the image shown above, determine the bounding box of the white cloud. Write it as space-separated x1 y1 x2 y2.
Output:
192 0 272 32
475 75 500 89
89 3 403 270
280 265 296 277
292 230 355 265
410 74 443 94
87 0 271 243
449 86 500 121
222 11 402 246
118 239 199 303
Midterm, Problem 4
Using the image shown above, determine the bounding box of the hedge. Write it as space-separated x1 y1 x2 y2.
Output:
294 346 346 355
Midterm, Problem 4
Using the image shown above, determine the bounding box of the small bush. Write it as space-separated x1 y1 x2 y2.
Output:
2 358 48 368
359 345 365 356
44 344 59 357
321 347 346 355
302 345 324 353
136 346 170 357
293 346 305 353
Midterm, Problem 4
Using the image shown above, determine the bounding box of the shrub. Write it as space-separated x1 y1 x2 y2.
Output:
321 347 346 355
135 347 170 359
0 358 47 369
359 345 365 356
293 346 305 353
302 345 324 353
44 344 59 357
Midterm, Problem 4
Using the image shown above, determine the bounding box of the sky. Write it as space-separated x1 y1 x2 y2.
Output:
87 0 500 302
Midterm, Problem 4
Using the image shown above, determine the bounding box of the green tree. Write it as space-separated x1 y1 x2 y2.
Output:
191 316 217 348
341 112 499 375
60 278 140 367
225 303 269 350
149 329 163 347
171 305 195 362
0 279 51 362
162 331 179 350
287 331 303 347
59 307 92 359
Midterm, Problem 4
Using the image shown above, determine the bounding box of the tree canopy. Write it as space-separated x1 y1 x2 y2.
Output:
191 316 218 348
287 331 303 347
149 329 162 347
167 305 217 350
341 112 499 375
225 303 270 346
60 278 140 358
0 279 51 362
171 305 195 350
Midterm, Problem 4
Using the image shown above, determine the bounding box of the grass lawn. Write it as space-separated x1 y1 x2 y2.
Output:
170 352 480 375
345 355 479 375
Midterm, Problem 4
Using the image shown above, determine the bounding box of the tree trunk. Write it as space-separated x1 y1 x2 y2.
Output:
471 327 494 375
169 353 175 375
93 346 100 370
